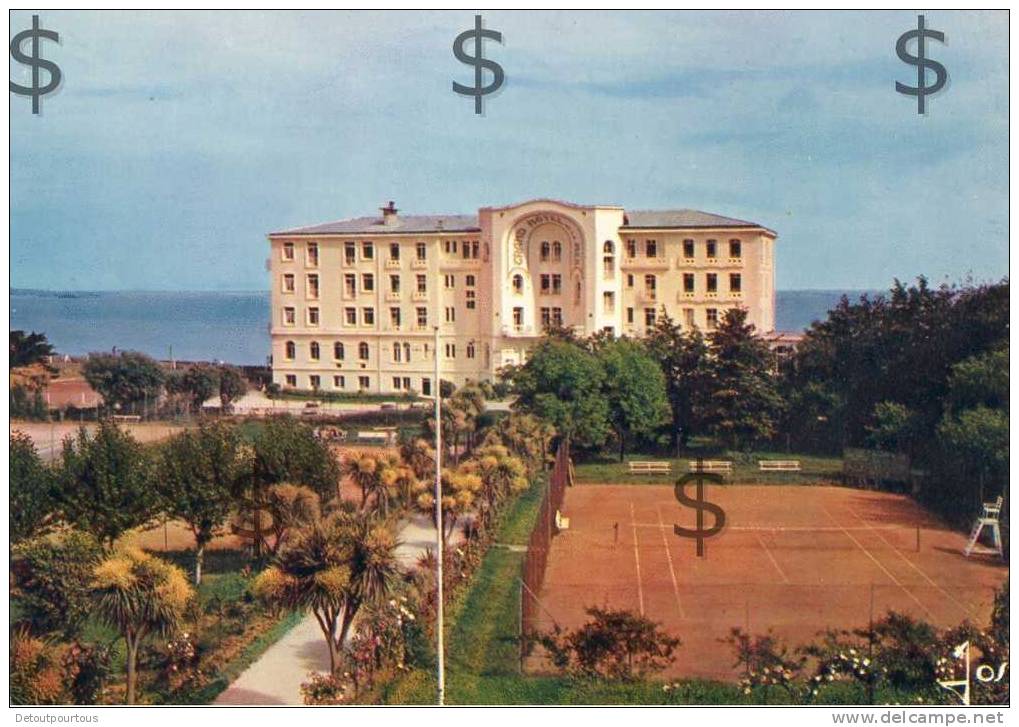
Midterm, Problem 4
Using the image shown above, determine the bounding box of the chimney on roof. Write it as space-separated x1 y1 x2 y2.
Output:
381 200 399 226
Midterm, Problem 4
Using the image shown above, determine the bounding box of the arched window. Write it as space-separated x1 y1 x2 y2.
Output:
603 240 614 254
575 279 582 303
358 342 369 360
466 342 476 359
333 342 344 360
393 342 402 362
285 341 296 360
309 341 320 360
403 343 411 362
540 241 550 261
552 241 562 262
512 274 524 294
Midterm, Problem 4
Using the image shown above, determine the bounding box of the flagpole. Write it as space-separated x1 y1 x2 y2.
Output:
434 324 444 705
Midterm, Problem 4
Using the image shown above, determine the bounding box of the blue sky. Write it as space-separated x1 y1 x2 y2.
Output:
10 10 1008 291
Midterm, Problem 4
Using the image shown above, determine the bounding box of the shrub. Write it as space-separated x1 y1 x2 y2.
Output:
301 672 352 704
725 628 805 702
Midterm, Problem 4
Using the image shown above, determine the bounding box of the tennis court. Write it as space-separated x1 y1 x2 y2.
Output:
528 484 1007 680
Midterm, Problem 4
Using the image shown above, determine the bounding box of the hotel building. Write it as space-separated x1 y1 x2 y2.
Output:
268 199 776 394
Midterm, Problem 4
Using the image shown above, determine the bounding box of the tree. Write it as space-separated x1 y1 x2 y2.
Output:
10 330 55 368
481 412 555 477
596 339 668 461
82 351 165 414
262 483 320 555
10 431 55 543
507 339 611 448
866 401 923 455
54 422 159 548
254 513 398 675
156 422 249 583
703 309 785 450
178 365 219 412
12 531 103 639
251 417 340 500
414 464 481 544
465 444 528 526
645 311 711 451
218 366 248 412
91 548 194 704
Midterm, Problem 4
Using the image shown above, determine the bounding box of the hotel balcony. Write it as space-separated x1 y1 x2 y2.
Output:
385 258 402 269
385 291 401 302
411 291 429 302
501 324 536 337
411 259 429 270
621 256 670 270
440 257 482 268
637 289 658 304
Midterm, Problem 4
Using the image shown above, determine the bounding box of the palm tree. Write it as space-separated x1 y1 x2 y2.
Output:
253 513 398 675
340 451 380 511
91 548 194 704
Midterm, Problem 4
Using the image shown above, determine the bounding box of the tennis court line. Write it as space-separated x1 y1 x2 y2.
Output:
630 501 645 616
754 532 790 584
844 505 978 621
655 504 687 618
821 504 936 621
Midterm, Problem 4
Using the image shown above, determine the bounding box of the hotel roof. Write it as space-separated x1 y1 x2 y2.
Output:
271 206 771 236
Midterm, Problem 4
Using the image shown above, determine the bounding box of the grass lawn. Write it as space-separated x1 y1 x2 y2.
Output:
574 450 843 486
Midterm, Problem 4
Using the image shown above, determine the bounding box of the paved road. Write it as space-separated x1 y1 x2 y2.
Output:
214 513 444 706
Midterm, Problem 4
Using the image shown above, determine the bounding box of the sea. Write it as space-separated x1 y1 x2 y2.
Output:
9 289 877 366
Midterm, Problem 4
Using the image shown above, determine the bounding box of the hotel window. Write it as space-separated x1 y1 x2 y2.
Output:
393 342 402 362
467 240 480 259
445 307 456 323
603 291 615 312
644 274 657 293
729 239 742 258
575 279 582 303
444 240 458 254
512 274 524 294
285 374 297 387
416 275 427 293
363 307 375 326
645 308 656 327
552 307 563 326
683 273 695 293
626 239 637 258
282 242 294 260
683 239 695 258
285 340 296 359
551 241 562 262
358 342 370 360
283 307 296 326
540 307 551 328
646 239 657 258
444 274 455 289
390 307 401 328
466 342 476 359
466 290 476 310
466 274 476 287
283 273 295 293
403 343 411 362
307 307 320 326
626 307 634 324
362 241 374 260
421 378 431 396
540 241 550 262
358 375 370 390
334 375 345 389
309 375 321 390
730 273 742 292
416 307 428 327
390 275 400 294
706 308 719 329
683 308 695 328
706 273 718 293
445 343 456 359
416 242 427 261
540 274 550 294
307 274 319 299
307 242 319 266
626 274 634 288
706 239 717 259
362 273 374 292
552 274 562 295
310 341 320 360
393 377 402 390
513 307 524 328
344 274 356 297
344 242 356 265
389 242 400 261
603 240 615 275
345 307 356 325
334 342 345 360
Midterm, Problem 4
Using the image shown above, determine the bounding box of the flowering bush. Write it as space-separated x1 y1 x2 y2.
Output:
724 628 805 702
301 672 352 705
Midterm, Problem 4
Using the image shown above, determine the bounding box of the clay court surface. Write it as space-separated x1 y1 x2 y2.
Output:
532 484 1007 681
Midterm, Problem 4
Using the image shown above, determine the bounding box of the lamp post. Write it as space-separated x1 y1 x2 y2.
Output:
434 324 444 705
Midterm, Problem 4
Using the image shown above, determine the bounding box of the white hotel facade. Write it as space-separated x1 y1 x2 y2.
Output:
268 199 776 395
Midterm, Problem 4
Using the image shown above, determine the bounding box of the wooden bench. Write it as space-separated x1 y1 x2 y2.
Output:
555 510 570 531
687 460 732 475
356 431 389 443
112 414 142 423
759 460 802 472
628 461 672 475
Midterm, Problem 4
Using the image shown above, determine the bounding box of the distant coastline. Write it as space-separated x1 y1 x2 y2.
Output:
10 288 880 366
